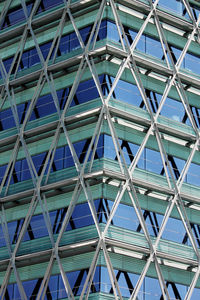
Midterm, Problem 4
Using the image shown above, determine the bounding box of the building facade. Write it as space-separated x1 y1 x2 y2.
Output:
1 0 200 299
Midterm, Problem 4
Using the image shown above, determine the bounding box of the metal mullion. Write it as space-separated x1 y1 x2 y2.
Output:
176 201 200 260
0 0 12 29
21 74 46 131
152 10 171 69
154 257 170 300
83 181 102 238
88 110 104 173
36 253 54 300
0 62 20 132
12 193 38 257
55 253 75 300
0 207 27 300
129 252 154 300
20 137 38 186
184 263 200 300
61 122 81 172
125 183 170 299
150 10 199 136
102 243 123 300
0 261 12 299
0 92 7 111
102 111 156 250
7 26 28 79
176 14 200 69
49 10 67 64
13 267 27 300
41 194 55 244
43 127 61 185
177 139 199 187
67 8 85 50
91 0 107 51
55 183 82 247
0 137 20 194
34 191 55 247
102 123 155 235
0 206 12 257
9 88 20 132
110 0 126 52
128 59 172 186
175 80 199 136
105 104 125 175
28 0 42 21
182 0 200 38
80 240 102 300
62 60 87 116
48 72 62 118
86 57 105 105
155 119 200 259
105 0 160 105
154 129 172 189
126 191 171 300
26 24 46 69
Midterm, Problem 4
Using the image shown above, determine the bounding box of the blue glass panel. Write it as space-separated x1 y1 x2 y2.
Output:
54 147 64 171
17 102 29 124
0 224 6 247
31 93 56 119
45 275 59 300
185 52 200 75
57 88 69 109
158 0 188 19
10 160 22 183
64 146 74 168
8 7 25 26
72 78 99 106
59 34 70 55
23 279 38 299
30 214 49 239
146 36 163 59
69 31 80 52
187 163 200 187
3 57 13 73
40 41 52 60
136 34 145 52
161 97 185 122
145 148 162 174
21 159 32 181
107 21 119 44
0 108 15 130
0 165 6 185
80 25 92 45
32 152 47 175
68 202 94 230
58 274 67 299
98 20 107 40
29 47 40 67
162 217 186 244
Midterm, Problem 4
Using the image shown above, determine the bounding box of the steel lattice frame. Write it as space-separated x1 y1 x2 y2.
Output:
1 0 200 299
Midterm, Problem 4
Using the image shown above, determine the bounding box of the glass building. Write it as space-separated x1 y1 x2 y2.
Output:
1 0 200 299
